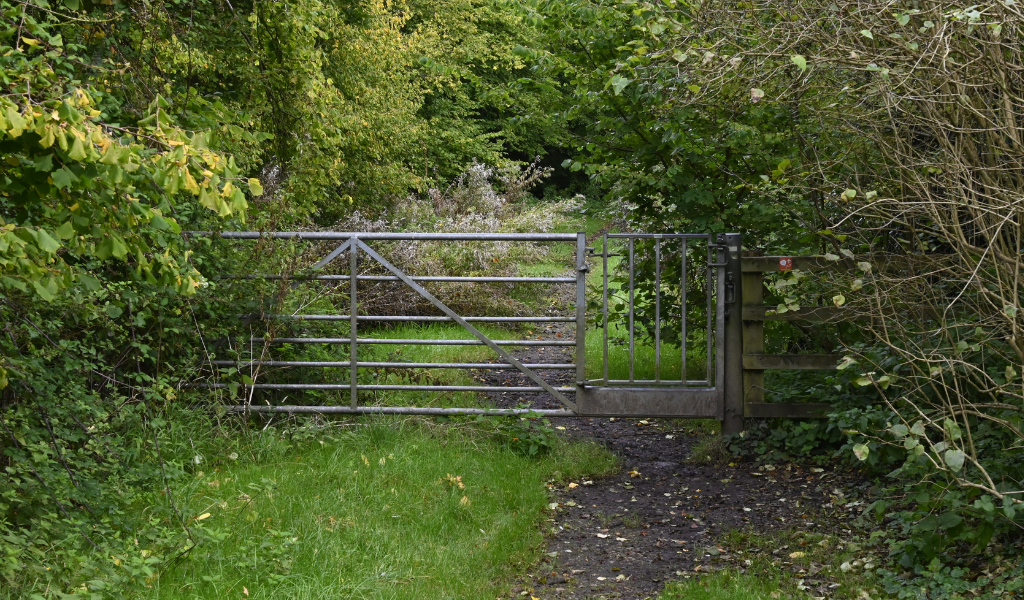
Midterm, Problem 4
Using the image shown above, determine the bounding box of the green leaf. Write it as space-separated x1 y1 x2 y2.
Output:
944 418 962 440
854 376 872 386
150 215 171 231
0 366 7 390
824 253 840 261
790 54 807 71
36 229 61 253
910 421 925 436
833 294 846 306
1004 304 1018 318
31 278 56 301
859 29 874 39
63 0 80 10
33 154 53 172
5 106 27 136
897 13 910 26
247 178 264 197
110 235 128 259
51 167 78 189
890 424 908 438
68 134 89 161
944 448 965 471
687 84 700 94
104 304 123 319
55 222 74 240
609 75 632 95
1005 365 1017 383
77 273 101 291
852 443 869 461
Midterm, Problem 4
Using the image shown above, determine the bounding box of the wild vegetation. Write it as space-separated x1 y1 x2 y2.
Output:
2 0 1023 598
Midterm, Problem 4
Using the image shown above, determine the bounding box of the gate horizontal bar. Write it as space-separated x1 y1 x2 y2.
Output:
227 405 578 417
246 337 575 346
222 275 576 283
596 379 711 386
187 231 578 241
213 360 575 369
605 233 711 239
245 315 575 323
200 383 576 392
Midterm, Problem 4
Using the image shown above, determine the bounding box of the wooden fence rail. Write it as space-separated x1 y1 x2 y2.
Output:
742 254 845 420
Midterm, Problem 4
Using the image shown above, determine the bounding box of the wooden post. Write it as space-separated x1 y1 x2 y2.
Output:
741 252 764 418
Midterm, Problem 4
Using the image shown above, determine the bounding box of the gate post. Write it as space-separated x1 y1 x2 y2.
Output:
575 231 587 413
722 233 744 435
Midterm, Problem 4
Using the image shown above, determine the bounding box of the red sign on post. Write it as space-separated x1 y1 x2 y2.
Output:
779 257 793 271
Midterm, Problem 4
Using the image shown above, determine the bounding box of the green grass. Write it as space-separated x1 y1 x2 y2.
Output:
659 571 782 600
148 310 620 599
145 418 617 599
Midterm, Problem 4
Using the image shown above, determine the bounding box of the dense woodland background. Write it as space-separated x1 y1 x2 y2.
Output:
2 0 1023 597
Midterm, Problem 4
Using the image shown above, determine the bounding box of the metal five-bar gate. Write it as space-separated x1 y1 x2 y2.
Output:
194 231 745 433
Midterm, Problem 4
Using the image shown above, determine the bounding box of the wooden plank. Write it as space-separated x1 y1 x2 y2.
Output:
743 354 841 370
742 256 838 272
742 305 852 322
741 270 765 412
745 402 832 419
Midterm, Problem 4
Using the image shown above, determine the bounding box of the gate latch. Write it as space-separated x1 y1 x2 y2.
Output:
707 244 729 267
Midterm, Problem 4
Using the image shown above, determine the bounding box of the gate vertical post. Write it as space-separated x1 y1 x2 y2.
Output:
722 233 744 435
575 232 587 412
350 238 359 409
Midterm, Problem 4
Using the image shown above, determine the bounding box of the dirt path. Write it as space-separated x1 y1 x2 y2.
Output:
479 325 862 600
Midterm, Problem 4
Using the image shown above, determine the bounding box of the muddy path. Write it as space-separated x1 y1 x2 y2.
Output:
478 324 865 600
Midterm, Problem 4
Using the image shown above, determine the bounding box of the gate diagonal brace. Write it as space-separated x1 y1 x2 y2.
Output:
354 239 578 412
311 239 353 270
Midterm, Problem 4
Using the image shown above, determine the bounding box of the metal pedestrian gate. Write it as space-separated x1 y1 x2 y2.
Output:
192 231 744 432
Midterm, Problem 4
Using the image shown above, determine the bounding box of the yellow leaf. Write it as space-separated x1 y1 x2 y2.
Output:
195 512 211 521
183 168 200 195
21 37 41 47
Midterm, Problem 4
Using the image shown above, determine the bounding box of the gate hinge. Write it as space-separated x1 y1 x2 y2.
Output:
578 265 590 272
